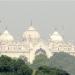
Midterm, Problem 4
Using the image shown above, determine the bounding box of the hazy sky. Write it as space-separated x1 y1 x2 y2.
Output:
0 1 75 42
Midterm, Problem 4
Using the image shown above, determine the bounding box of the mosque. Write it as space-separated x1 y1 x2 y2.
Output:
0 24 75 63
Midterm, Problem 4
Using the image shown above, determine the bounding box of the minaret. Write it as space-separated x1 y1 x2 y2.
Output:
54 27 58 32
5 25 8 30
30 19 32 26
29 19 33 63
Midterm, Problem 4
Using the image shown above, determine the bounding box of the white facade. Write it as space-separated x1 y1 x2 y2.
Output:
0 26 75 63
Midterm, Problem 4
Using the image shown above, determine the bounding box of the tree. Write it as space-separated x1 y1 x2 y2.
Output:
32 54 49 69
35 66 70 75
0 55 32 75
17 64 32 75
19 55 29 64
49 52 75 75
0 55 12 72
13 58 25 72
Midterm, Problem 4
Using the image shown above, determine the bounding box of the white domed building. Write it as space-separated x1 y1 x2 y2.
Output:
48 31 75 56
23 26 40 45
0 26 75 63
22 26 52 63
0 30 14 43
50 31 63 42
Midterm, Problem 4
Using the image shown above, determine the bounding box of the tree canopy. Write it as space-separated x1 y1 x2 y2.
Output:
49 52 75 75
32 54 49 69
0 54 70 75
35 66 70 75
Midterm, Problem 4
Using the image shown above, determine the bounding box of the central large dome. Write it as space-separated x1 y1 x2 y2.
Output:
23 26 40 43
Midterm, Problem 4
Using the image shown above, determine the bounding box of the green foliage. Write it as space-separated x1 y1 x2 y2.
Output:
0 54 70 75
17 64 32 75
0 55 12 72
35 66 69 75
0 72 17 75
32 54 49 69
49 52 75 75
0 55 32 75
13 58 25 72
19 55 29 64
32 52 75 75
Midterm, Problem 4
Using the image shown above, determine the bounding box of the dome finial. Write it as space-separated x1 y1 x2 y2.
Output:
54 27 57 31
5 25 8 30
30 19 32 26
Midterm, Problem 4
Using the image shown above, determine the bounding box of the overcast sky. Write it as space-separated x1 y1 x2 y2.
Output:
0 1 75 42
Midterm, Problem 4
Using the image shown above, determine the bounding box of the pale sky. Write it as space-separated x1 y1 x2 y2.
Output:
0 1 75 42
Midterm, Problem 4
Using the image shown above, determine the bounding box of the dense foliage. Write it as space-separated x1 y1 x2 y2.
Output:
35 66 69 75
49 52 75 75
0 54 70 75
32 54 49 69
0 55 32 75
32 52 75 75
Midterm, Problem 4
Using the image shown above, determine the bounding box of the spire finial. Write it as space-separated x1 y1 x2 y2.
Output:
52 25 58 31
30 19 32 26
61 25 64 31
54 27 57 31
5 25 7 30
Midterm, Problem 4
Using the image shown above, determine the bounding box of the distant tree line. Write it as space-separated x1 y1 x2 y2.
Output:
0 54 70 75
31 52 75 75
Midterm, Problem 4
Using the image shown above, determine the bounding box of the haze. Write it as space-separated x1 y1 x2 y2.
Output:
0 1 75 42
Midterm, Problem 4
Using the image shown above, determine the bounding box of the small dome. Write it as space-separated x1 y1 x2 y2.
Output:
0 30 14 42
50 31 63 42
35 48 46 55
23 26 40 41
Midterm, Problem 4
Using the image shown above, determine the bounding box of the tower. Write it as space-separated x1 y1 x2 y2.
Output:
22 20 41 46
